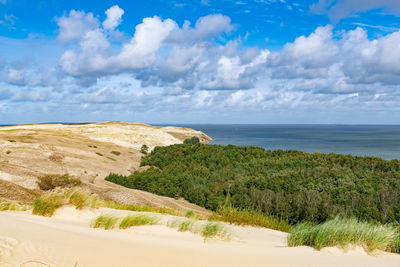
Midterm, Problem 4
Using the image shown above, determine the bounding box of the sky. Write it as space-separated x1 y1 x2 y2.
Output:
1 0 400 124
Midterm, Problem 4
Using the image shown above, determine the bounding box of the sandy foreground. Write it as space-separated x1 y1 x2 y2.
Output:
1 207 399 267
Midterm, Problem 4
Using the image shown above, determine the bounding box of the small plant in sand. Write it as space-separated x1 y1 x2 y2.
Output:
68 190 90 209
185 210 194 218
92 215 119 230
201 222 231 241
32 191 65 216
119 214 160 229
110 151 121 156
37 174 81 191
96 152 103 157
140 144 149 155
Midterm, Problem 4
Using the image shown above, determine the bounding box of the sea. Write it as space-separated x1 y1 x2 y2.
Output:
165 125 400 160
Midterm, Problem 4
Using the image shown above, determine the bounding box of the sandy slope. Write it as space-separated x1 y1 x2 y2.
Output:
0 122 212 216
0 208 399 267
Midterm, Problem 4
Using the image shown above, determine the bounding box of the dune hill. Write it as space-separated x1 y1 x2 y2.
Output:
0 121 212 214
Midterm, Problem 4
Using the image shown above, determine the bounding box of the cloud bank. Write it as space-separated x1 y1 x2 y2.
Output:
1 5 400 123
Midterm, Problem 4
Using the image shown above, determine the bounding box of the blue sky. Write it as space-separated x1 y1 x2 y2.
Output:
1 0 400 124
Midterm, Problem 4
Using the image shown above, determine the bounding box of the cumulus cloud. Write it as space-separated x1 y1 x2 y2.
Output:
102 5 124 30
57 8 266 90
311 0 400 22
56 10 99 42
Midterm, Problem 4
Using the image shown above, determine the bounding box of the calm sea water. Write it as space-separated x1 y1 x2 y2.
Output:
167 125 400 160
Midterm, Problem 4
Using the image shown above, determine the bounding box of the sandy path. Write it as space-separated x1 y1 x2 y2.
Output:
0 209 399 267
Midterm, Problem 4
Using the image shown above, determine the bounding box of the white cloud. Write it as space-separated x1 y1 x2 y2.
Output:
56 10 99 42
102 5 124 30
311 0 400 21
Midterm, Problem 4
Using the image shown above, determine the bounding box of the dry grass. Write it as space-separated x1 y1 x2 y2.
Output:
32 191 65 217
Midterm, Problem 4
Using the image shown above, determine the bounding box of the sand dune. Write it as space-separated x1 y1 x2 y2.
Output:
1 208 399 267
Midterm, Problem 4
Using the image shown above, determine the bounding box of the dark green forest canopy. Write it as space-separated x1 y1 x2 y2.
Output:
106 143 400 225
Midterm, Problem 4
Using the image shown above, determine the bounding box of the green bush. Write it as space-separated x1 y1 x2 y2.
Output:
37 174 81 191
184 137 200 145
201 222 230 241
140 144 149 155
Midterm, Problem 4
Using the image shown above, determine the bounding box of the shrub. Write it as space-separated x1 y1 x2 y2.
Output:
111 151 121 156
32 192 65 216
183 137 200 145
140 144 149 155
37 174 81 191
92 215 119 230
288 217 399 252
119 214 160 229
96 152 103 156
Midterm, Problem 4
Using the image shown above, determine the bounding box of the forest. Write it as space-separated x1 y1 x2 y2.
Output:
106 141 400 225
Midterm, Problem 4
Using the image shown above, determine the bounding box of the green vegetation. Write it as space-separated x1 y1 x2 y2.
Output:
184 136 200 145
201 222 230 241
140 144 149 155
119 214 160 229
8 139 16 142
185 210 194 218
68 190 90 209
106 143 400 226
96 152 103 157
111 151 121 156
32 191 65 216
0 200 30 211
288 217 399 253
37 174 81 191
93 215 119 229
210 206 292 232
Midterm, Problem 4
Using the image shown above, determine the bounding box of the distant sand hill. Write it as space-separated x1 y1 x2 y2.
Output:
0 121 211 214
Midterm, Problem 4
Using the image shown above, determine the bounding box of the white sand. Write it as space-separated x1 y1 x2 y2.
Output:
1 208 399 267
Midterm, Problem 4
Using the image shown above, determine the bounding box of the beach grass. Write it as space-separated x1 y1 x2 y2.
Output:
288 217 399 252
201 221 231 241
210 206 292 232
93 215 119 230
0 200 30 211
32 191 65 216
119 214 160 229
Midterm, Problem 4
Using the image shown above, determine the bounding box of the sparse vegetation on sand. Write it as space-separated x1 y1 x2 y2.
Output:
201 222 231 241
37 174 81 191
288 217 400 253
32 191 65 216
111 151 121 156
0 200 30 211
167 218 230 241
119 214 160 229
92 215 119 229
210 206 292 232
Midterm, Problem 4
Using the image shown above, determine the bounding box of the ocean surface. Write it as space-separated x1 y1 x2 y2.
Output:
164 125 400 160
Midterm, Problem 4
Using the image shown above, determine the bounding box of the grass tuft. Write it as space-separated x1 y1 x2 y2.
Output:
32 191 65 216
201 222 231 241
0 200 30 211
185 210 194 218
210 206 292 232
288 217 399 252
119 214 160 229
92 215 119 230
110 151 121 156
